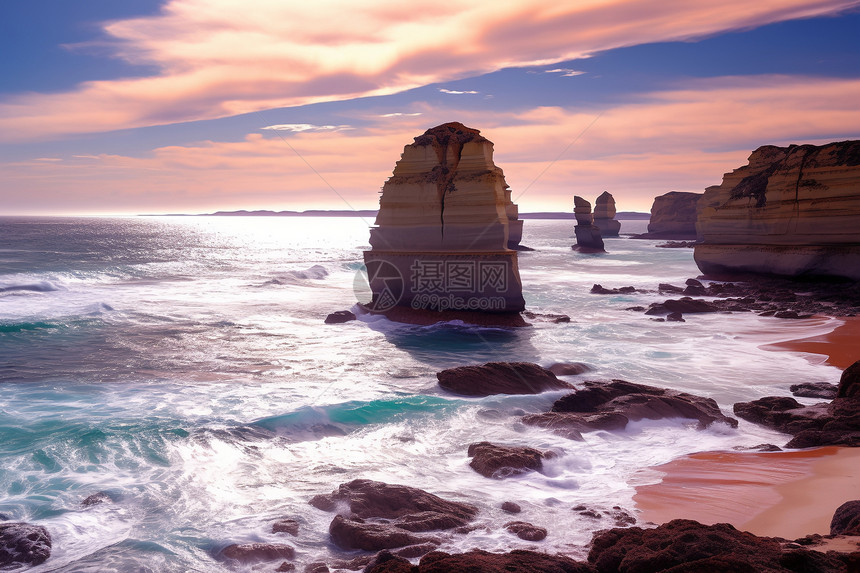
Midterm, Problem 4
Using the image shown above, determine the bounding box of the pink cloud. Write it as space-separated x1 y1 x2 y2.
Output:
4 75 859 214
1 0 859 141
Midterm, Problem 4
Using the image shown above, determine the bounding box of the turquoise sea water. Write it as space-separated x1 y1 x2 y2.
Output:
0 216 843 571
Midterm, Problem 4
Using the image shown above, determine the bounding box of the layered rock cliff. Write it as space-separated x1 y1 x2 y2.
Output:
695 140 860 280
364 123 526 316
370 122 521 252
639 191 702 239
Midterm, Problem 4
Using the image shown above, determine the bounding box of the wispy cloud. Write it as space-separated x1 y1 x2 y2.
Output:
379 112 423 117
545 68 586 77
261 123 352 132
439 88 480 95
2 0 857 141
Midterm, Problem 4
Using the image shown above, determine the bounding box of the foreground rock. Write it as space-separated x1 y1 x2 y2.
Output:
636 191 702 239
310 479 477 551
572 196 605 253
0 522 52 568
588 519 851 572
733 360 860 448
467 442 556 479
831 500 860 535
523 379 738 439
362 122 526 318
325 310 356 324
437 362 573 396
695 140 860 280
593 191 622 237
366 549 595 573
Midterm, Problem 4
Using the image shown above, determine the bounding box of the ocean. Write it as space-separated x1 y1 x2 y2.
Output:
0 216 843 571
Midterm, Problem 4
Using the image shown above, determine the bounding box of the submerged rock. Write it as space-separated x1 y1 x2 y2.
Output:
436 362 573 397
219 543 295 563
790 382 838 400
329 515 439 551
0 522 52 568
467 441 556 479
504 521 547 541
272 518 300 536
547 362 591 376
695 140 860 280
81 491 112 507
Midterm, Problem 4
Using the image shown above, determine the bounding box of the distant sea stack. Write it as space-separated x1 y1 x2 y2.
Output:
695 140 860 280
363 122 526 321
572 196 605 252
637 191 703 239
593 191 621 236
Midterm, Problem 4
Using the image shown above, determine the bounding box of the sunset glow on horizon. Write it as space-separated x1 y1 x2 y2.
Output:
2 0 860 215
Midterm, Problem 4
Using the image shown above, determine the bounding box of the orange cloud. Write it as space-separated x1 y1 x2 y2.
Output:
1 0 858 141
4 75 859 214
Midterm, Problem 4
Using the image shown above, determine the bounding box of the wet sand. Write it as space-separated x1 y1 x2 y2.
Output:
763 316 860 369
634 446 860 540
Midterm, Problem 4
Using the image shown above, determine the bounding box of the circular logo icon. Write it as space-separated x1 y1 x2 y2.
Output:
353 259 404 312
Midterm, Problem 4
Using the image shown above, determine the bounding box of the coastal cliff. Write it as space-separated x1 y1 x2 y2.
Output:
695 140 860 280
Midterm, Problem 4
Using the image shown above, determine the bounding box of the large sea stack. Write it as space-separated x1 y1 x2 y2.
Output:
572 196 605 252
363 123 526 319
695 140 860 280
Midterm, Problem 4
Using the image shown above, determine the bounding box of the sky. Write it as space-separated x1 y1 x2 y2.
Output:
1 0 859 215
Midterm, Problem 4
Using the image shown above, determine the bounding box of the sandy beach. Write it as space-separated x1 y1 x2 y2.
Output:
764 316 860 370
637 317 860 547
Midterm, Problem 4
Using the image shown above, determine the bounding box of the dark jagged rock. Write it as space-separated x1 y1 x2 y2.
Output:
218 543 295 563
467 442 555 479
364 550 415 573
591 284 637 295
384 549 596 573
325 310 356 324
838 360 860 398
501 501 522 514
504 521 547 541
523 311 572 323
272 518 300 536
791 382 838 400
548 362 591 376
436 362 573 397
645 297 720 315
311 480 476 552
329 515 438 551
588 519 848 573
310 479 477 524
0 522 52 568
81 491 112 507
666 312 685 322
275 562 295 572
542 380 737 431
830 500 860 535
733 366 860 447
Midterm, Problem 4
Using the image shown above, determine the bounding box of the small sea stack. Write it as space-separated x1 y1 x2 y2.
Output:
572 196 605 252
362 122 526 322
593 191 621 236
